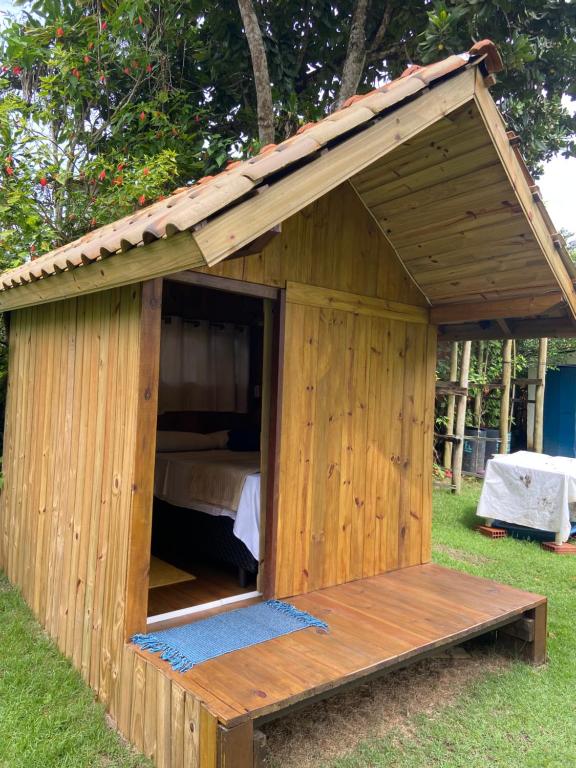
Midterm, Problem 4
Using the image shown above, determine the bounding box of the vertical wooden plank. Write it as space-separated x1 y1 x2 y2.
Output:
199 706 218 768
383 320 406 573
347 314 370 582
184 693 201 768
117 645 135 740
130 654 147 752
124 279 162 639
91 288 122 692
32 303 56 616
144 661 158 761
420 325 437 564
0 312 17 570
171 682 186 768
156 673 172 768
81 292 111 681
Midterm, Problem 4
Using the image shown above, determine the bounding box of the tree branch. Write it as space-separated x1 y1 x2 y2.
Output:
334 0 370 110
368 1 393 54
237 0 275 144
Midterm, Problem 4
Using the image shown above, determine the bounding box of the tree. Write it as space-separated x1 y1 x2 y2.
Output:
0 0 574 271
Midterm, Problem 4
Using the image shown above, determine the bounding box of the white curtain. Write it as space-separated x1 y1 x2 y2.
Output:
158 317 250 413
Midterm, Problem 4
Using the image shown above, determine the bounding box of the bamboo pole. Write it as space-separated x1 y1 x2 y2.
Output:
534 337 548 453
452 340 471 494
473 340 484 428
443 341 459 469
499 339 512 454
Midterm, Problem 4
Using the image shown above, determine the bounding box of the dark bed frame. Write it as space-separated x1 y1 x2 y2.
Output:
151 497 259 588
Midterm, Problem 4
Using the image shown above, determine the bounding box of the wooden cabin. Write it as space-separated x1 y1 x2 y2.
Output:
0 42 569 766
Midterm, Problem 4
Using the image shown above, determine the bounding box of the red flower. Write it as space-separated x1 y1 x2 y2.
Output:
99 74 106 84
71 68 81 79
40 177 47 187
117 162 125 171
101 20 107 30
5 166 14 175
146 63 152 73
88 42 94 50
139 111 146 121
112 176 123 186
142 167 150 176
98 170 106 181
123 67 130 75
1 66 8 72
12 66 22 75
56 26 64 38
138 194 146 205
138 15 144 24
90 217 97 227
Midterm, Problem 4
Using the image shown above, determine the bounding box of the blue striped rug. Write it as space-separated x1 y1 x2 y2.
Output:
132 600 328 672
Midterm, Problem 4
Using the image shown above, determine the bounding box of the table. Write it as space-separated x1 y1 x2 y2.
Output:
477 451 576 543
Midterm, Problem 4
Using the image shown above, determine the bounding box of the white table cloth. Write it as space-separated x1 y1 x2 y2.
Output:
477 451 576 543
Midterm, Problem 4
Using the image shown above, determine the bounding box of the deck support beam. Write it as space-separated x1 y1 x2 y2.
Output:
498 603 547 666
218 721 255 768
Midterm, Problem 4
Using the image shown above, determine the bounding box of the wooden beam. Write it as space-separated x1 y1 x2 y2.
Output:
430 293 564 325
500 340 512 453
194 70 477 267
124 279 162 639
0 232 206 313
166 270 279 300
286 282 429 324
439 317 576 341
452 340 471 495
474 71 576 320
443 341 459 469
533 337 548 454
436 381 468 397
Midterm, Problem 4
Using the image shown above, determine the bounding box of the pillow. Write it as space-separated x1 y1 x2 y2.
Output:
227 427 260 452
155 430 229 452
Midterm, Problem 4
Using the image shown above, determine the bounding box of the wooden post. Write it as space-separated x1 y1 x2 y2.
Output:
443 341 459 469
473 340 484 428
452 340 471 495
499 339 512 454
534 337 548 453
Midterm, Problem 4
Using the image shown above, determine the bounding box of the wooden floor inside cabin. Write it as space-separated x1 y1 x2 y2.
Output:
147 563 255 617
135 563 546 728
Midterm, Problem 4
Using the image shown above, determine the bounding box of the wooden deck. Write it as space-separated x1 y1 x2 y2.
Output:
133 563 546 729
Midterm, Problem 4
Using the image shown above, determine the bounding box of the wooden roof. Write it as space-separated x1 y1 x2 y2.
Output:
0 40 574 339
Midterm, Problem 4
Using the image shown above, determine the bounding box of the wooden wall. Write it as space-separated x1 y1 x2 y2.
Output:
0 284 218 767
198 182 436 597
199 182 427 307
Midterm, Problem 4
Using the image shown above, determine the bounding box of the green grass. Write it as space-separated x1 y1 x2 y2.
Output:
331 481 576 768
0 573 151 768
1 483 575 767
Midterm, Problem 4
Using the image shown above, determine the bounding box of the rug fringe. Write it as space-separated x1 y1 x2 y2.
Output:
265 600 328 630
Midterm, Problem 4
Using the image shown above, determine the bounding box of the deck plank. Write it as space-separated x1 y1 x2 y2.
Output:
132 564 545 727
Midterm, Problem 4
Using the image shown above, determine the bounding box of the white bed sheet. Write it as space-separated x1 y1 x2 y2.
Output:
477 451 576 542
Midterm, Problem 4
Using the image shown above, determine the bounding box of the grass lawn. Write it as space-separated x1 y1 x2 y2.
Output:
328 481 576 768
1 481 574 767
0 575 152 768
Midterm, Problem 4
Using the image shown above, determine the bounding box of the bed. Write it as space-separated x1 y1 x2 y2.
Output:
152 437 261 583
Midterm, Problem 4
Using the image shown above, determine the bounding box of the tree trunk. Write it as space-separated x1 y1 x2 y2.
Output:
335 0 370 109
473 340 484 428
452 340 471 495
238 0 275 145
499 339 512 454
534 337 548 453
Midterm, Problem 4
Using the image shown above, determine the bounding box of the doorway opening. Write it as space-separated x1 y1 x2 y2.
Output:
146 274 278 626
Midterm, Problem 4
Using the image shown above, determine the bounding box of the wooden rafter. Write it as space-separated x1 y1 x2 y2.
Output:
430 293 564 325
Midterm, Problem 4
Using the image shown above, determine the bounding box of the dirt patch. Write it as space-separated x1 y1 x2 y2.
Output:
433 543 492 566
262 644 510 768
